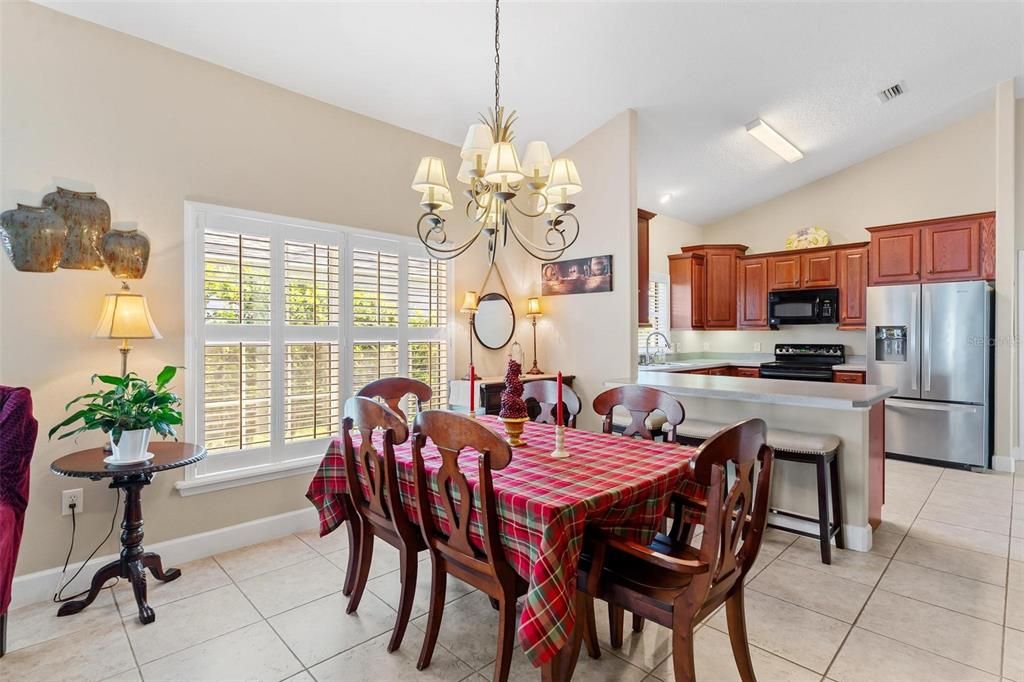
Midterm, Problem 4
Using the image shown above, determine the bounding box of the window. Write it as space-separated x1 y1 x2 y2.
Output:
638 274 670 357
183 204 450 486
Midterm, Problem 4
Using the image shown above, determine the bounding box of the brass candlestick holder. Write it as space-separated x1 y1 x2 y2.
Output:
549 425 569 458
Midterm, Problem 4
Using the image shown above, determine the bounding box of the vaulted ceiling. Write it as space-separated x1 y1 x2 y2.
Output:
39 1 1024 224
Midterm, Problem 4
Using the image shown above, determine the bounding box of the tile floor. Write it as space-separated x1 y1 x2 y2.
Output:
3 459 1023 681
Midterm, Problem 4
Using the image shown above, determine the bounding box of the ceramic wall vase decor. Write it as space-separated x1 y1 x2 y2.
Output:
0 204 68 272
42 187 110 270
102 227 151 279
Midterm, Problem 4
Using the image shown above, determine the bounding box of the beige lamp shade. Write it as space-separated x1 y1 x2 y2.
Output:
93 292 162 340
547 158 582 197
411 156 450 193
521 141 552 178
456 158 478 184
527 297 542 317
460 124 494 162
420 187 453 211
460 290 480 313
483 141 524 185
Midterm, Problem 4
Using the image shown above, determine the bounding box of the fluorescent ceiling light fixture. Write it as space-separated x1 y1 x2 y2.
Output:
745 118 803 163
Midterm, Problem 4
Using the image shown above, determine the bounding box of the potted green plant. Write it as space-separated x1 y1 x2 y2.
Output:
49 365 183 463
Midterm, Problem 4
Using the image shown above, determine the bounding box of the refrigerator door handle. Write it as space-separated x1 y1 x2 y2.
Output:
909 290 918 391
923 288 932 392
887 398 979 413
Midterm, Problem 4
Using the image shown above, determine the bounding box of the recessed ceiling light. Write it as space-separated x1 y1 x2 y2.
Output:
659 193 673 204
745 118 803 163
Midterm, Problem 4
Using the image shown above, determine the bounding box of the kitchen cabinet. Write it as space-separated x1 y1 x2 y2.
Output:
867 213 995 286
837 245 869 330
669 245 747 330
768 254 802 290
802 250 837 287
737 256 769 329
668 253 706 329
922 218 980 282
832 370 865 384
734 367 761 378
708 366 731 376
637 209 656 326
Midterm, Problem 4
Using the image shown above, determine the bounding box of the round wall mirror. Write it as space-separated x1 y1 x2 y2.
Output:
474 293 516 350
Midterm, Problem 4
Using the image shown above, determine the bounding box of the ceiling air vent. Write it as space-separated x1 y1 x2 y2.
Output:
877 81 906 103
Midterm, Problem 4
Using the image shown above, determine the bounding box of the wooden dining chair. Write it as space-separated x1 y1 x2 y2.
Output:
592 385 685 442
357 377 432 421
411 410 528 682
341 396 426 653
579 419 775 682
522 379 582 427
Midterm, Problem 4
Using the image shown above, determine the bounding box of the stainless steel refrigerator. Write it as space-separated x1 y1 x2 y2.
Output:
866 280 993 468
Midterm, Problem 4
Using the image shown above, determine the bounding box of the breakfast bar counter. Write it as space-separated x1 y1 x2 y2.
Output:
605 371 896 552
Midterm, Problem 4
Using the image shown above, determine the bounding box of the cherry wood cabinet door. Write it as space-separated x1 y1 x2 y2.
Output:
767 254 801 290
980 215 996 280
870 226 920 285
802 250 838 288
708 367 730 376
734 367 761 378
838 246 868 329
737 257 768 328
668 254 705 330
704 248 739 328
922 219 980 282
833 370 866 384
637 209 656 325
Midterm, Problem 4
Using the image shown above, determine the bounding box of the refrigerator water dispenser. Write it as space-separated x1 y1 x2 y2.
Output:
874 326 907 362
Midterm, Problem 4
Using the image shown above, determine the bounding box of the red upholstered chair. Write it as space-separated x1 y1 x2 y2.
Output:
0 386 38 657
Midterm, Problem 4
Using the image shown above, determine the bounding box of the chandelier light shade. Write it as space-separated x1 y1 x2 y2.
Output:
411 156 451 193
521 141 553 181
413 0 582 264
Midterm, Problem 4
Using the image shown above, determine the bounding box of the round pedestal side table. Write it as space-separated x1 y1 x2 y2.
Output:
50 442 206 624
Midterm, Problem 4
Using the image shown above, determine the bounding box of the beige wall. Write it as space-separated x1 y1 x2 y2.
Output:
0 1 501 576
648 213 702 277
538 110 637 430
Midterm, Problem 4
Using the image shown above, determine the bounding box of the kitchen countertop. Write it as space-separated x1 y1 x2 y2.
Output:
607 370 896 409
638 355 867 373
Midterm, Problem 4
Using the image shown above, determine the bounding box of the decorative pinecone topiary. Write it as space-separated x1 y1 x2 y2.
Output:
499 358 528 419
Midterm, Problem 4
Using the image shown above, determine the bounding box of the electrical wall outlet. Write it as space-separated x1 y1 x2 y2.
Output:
754 342 762 352
61 488 83 516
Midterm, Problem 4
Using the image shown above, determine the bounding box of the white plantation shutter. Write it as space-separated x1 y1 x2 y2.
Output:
185 204 451 483
638 276 670 353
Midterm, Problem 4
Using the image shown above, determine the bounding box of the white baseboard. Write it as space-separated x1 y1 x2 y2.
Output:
12 507 320 610
992 454 1017 473
767 512 873 552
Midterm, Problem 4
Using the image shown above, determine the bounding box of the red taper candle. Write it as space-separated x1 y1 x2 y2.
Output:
556 371 563 426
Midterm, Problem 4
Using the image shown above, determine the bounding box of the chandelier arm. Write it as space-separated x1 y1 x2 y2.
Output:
416 213 486 259
505 212 581 262
506 192 548 219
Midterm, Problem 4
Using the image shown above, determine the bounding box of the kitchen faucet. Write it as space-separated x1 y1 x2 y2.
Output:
643 331 671 366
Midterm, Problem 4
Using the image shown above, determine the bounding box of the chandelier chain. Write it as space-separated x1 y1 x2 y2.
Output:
494 0 500 114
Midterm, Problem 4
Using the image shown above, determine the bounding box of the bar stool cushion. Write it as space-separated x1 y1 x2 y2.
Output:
766 429 841 456
667 419 727 440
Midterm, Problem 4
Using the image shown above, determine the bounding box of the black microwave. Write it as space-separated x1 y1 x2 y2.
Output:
768 288 838 329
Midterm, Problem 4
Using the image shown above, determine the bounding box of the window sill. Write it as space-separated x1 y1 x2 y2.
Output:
175 456 322 497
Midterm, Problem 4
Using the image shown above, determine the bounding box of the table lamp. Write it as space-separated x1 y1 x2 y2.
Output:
460 290 480 380
93 283 162 376
526 296 543 374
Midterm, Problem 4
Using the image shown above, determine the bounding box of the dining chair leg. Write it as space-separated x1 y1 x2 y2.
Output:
581 595 601 659
416 557 447 671
341 501 361 596
725 586 756 682
670 612 697 682
493 593 517 682
345 529 374 614
607 602 624 649
632 613 645 633
0 611 6 657
387 547 418 653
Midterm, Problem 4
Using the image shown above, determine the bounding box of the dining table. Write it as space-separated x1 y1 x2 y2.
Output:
306 414 703 679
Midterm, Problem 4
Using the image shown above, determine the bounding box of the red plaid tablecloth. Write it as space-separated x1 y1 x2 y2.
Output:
306 415 702 667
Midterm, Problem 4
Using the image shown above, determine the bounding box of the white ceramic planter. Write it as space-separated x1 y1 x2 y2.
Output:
110 428 152 463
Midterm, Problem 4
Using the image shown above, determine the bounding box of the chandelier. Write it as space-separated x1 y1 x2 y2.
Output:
411 0 582 265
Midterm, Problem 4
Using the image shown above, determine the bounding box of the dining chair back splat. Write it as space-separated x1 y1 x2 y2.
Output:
341 396 426 653
411 410 528 682
579 418 775 682
522 380 582 427
356 377 432 422
592 385 685 441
